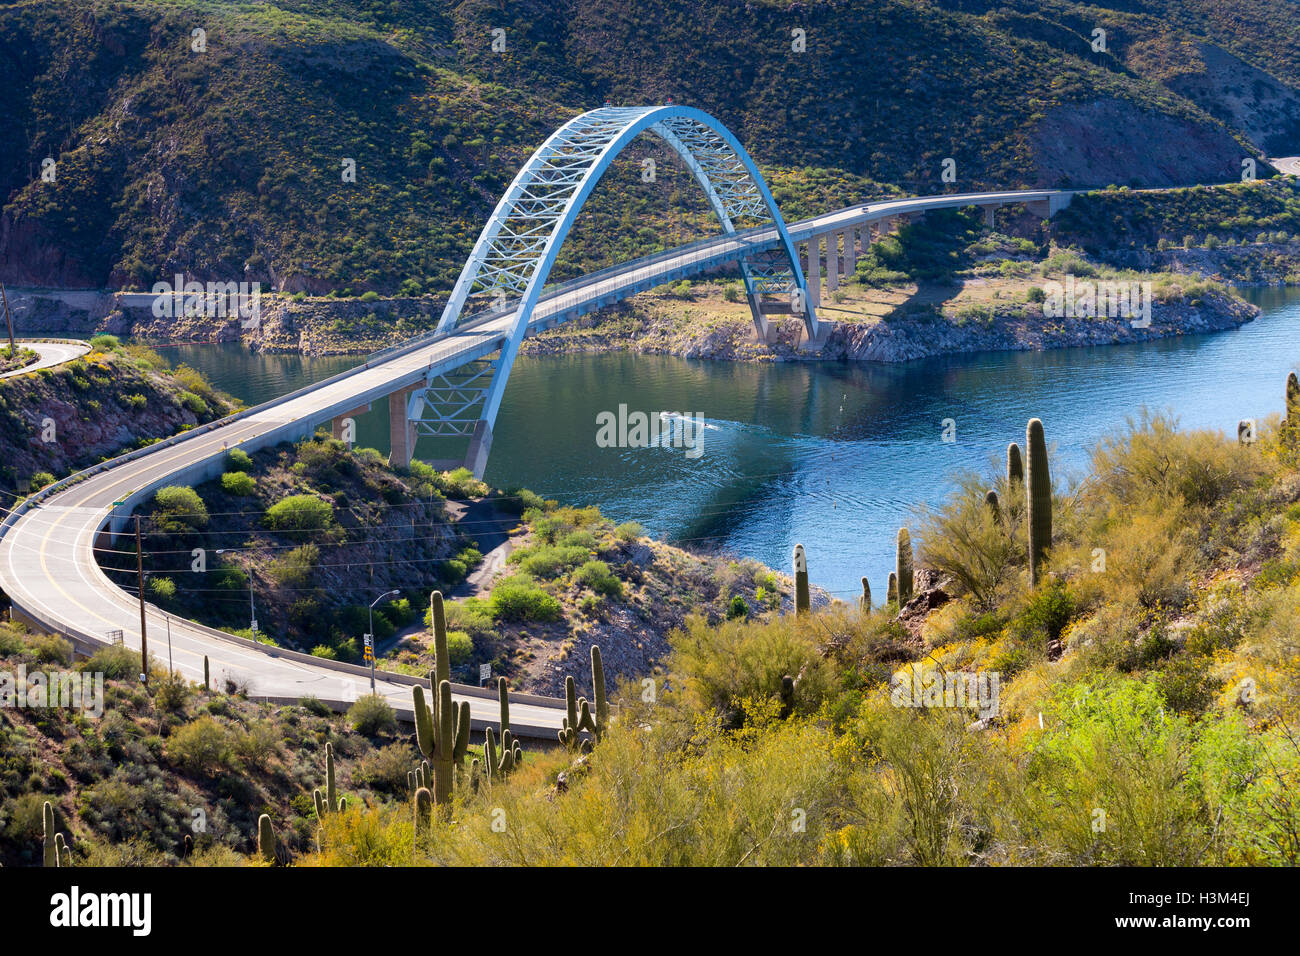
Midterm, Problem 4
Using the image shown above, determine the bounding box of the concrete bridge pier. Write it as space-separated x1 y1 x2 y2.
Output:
388 387 419 469
330 404 370 446
982 204 997 229
844 229 857 276
804 239 821 308
465 420 494 480
826 233 840 292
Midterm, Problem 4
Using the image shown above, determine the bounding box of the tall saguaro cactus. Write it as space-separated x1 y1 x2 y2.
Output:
1026 418 1052 588
482 678 522 783
1007 442 1024 486
887 571 898 606
42 801 57 868
558 644 609 751
793 543 810 615
860 576 871 612
257 814 277 864
1285 371 1300 447
895 528 914 605
312 741 346 817
412 591 470 806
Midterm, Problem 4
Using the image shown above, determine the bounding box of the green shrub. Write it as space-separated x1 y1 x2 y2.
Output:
670 614 833 721
153 486 209 532
89 334 120 351
146 576 177 603
614 521 642 542
1010 579 1076 647
352 742 416 795
227 448 253 472
265 494 334 531
576 559 623 598
179 392 208 416
489 573 562 622
348 694 397 736
166 716 233 774
28 632 73 666
220 470 256 496
30 471 56 490
268 544 318 588
78 644 139 680
300 695 332 716
445 629 473 666
727 595 749 619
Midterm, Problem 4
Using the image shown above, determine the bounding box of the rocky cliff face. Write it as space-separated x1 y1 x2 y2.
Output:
0 347 236 494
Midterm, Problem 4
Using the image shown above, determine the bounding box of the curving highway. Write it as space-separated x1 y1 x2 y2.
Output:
0 188 1067 736
0 339 90 380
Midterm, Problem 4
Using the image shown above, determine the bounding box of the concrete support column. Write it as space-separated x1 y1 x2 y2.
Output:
330 403 370 447
827 232 840 292
387 387 417 469
465 420 494 480
843 229 856 276
983 205 996 229
804 239 821 308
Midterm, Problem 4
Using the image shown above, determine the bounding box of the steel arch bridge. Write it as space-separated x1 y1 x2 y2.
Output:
407 105 817 475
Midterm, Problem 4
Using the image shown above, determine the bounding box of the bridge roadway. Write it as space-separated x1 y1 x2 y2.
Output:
0 189 1066 737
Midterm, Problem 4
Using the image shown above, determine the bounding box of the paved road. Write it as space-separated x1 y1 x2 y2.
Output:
1269 156 1300 176
0 339 90 379
0 188 1067 733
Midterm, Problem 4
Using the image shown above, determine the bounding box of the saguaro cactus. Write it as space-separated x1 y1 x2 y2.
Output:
887 571 898 606
557 644 609 751
483 726 516 782
257 814 277 864
412 591 470 806
203 655 210 691
55 832 70 867
860 576 871 612
793 543 810 615
985 489 1001 522
414 787 433 835
312 741 346 817
896 528 914 605
1026 418 1052 588
496 677 523 767
1285 372 1300 446
1006 442 1024 486
42 801 57 868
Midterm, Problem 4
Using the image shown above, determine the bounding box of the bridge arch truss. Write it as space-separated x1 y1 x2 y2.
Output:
409 105 817 476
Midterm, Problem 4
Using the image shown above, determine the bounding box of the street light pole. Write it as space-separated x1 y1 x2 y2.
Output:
367 589 400 694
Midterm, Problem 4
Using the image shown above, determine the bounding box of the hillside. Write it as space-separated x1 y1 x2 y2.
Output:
0 336 238 502
8 372 1300 867
108 435 797 694
1 0 1291 299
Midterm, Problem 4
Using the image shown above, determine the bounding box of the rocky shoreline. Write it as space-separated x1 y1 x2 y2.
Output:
2 278 1264 365
519 285 1260 364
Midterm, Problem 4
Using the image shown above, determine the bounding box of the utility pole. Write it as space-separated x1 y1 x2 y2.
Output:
135 515 149 685
1 282 15 357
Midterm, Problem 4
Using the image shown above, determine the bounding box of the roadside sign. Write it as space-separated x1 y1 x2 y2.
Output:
363 646 374 664
479 663 491 684
363 633 373 648
105 629 124 645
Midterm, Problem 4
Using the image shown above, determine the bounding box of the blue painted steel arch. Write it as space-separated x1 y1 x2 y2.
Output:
430 106 817 439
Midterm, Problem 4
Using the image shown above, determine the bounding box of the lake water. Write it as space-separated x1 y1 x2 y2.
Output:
158 286 1300 601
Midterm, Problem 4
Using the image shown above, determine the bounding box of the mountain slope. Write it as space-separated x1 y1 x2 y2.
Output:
0 0 1292 296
